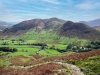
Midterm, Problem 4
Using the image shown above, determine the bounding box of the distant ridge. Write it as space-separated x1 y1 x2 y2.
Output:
0 21 15 31
79 19 100 27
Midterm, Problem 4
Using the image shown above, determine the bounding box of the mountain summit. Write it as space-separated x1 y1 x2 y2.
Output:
60 21 100 40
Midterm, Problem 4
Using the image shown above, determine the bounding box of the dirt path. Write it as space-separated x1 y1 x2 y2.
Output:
5 55 11 68
56 62 84 75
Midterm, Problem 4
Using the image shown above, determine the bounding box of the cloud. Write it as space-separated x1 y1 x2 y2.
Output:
67 0 72 4
0 2 4 9
42 0 60 4
19 0 28 2
0 12 51 22
10 9 35 13
33 6 53 11
75 1 100 9
0 14 23 22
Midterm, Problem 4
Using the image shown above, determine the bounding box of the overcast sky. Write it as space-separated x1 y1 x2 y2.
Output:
0 0 100 22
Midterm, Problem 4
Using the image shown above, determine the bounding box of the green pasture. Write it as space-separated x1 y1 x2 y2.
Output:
0 33 89 57
39 49 61 56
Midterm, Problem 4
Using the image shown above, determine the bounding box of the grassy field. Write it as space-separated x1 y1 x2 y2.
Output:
0 39 63 56
39 49 61 56
0 35 89 56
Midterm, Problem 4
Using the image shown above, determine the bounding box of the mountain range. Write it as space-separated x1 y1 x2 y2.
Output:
1 18 100 40
79 19 100 27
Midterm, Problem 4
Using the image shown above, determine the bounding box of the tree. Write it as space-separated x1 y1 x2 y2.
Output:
49 45 55 49
41 45 46 50
11 39 15 43
66 44 73 51
2 42 8 45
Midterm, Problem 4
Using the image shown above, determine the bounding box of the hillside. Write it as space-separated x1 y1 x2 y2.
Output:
60 21 100 40
0 18 66 40
1 18 100 40
79 19 100 27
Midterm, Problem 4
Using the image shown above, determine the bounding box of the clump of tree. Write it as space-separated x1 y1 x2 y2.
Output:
49 45 56 50
11 39 15 43
13 39 25 45
57 48 66 53
0 47 17 52
31 43 47 46
91 41 100 49
41 45 46 50
49 45 67 53
18 39 25 43
2 42 9 45
0 39 4 40
66 41 100 52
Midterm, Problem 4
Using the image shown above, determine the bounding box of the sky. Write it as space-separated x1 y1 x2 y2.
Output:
0 0 100 22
